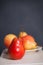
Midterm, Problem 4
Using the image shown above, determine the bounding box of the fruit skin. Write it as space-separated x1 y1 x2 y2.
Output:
22 35 35 42
19 31 27 38
8 38 25 60
4 34 17 48
21 35 37 50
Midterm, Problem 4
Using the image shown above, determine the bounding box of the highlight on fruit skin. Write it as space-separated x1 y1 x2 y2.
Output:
19 31 28 38
4 34 17 48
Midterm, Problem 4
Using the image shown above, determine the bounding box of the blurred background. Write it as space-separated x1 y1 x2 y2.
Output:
0 0 43 55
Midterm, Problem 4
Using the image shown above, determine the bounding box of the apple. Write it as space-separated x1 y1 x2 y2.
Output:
21 35 37 50
19 31 28 38
8 38 25 60
4 34 17 48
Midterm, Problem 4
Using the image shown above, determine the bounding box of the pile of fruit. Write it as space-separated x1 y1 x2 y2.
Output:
4 32 37 60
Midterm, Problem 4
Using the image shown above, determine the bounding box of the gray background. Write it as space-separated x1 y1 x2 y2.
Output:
0 0 43 55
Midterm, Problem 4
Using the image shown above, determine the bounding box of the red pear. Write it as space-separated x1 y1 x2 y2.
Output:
8 38 25 60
